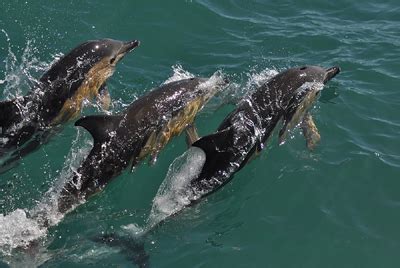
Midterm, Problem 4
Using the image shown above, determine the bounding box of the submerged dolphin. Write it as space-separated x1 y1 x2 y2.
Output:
57 75 229 214
0 38 139 173
95 65 340 267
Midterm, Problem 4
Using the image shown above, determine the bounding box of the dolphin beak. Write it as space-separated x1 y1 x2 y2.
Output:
324 66 341 84
119 40 140 54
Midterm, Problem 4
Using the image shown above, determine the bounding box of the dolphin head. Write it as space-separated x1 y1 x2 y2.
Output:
274 65 341 107
39 38 140 95
278 65 341 143
291 65 341 100
323 66 341 84
289 65 341 85
79 39 140 67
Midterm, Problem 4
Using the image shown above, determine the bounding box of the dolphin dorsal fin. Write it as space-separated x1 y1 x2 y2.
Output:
75 115 122 145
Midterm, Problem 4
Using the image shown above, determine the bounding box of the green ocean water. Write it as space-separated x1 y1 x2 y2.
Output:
0 0 399 267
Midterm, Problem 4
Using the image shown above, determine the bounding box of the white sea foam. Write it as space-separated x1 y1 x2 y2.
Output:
0 209 46 255
0 30 53 99
245 68 278 89
146 147 206 228
0 129 91 255
210 68 279 107
162 64 195 85
122 147 206 236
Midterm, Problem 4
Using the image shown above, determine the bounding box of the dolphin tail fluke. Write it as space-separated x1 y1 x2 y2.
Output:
93 233 150 267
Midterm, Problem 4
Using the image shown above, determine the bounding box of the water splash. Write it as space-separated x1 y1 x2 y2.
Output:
0 29 53 99
197 70 229 98
32 128 92 221
0 209 46 255
121 223 146 237
245 68 279 90
231 67 279 100
120 147 206 237
147 147 206 227
210 67 279 108
0 129 92 255
162 64 195 85
161 65 278 110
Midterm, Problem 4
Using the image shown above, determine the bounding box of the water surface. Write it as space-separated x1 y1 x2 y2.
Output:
1 0 400 267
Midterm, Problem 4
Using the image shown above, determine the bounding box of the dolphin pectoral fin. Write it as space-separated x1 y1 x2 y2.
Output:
75 115 121 145
135 131 158 168
185 123 200 147
148 129 170 166
97 84 112 111
149 135 164 165
301 113 320 151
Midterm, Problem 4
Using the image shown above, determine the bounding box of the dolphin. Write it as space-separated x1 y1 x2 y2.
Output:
57 75 229 214
94 65 341 267
188 65 341 197
0 38 139 173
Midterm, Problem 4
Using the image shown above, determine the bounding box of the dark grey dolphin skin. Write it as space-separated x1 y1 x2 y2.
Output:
189 65 340 197
0 39 139 173
94 65 340 268
57 76 228 214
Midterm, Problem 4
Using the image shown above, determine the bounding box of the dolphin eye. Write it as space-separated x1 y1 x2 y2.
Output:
300 66 307 70
110 57 116 64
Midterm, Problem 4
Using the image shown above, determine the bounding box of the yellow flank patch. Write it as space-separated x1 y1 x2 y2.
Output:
51 58 113 125
136 97 206 163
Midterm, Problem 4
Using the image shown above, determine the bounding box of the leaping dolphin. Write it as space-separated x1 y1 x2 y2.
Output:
57 75 229 215
0 38 139 173
94 65 341 267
